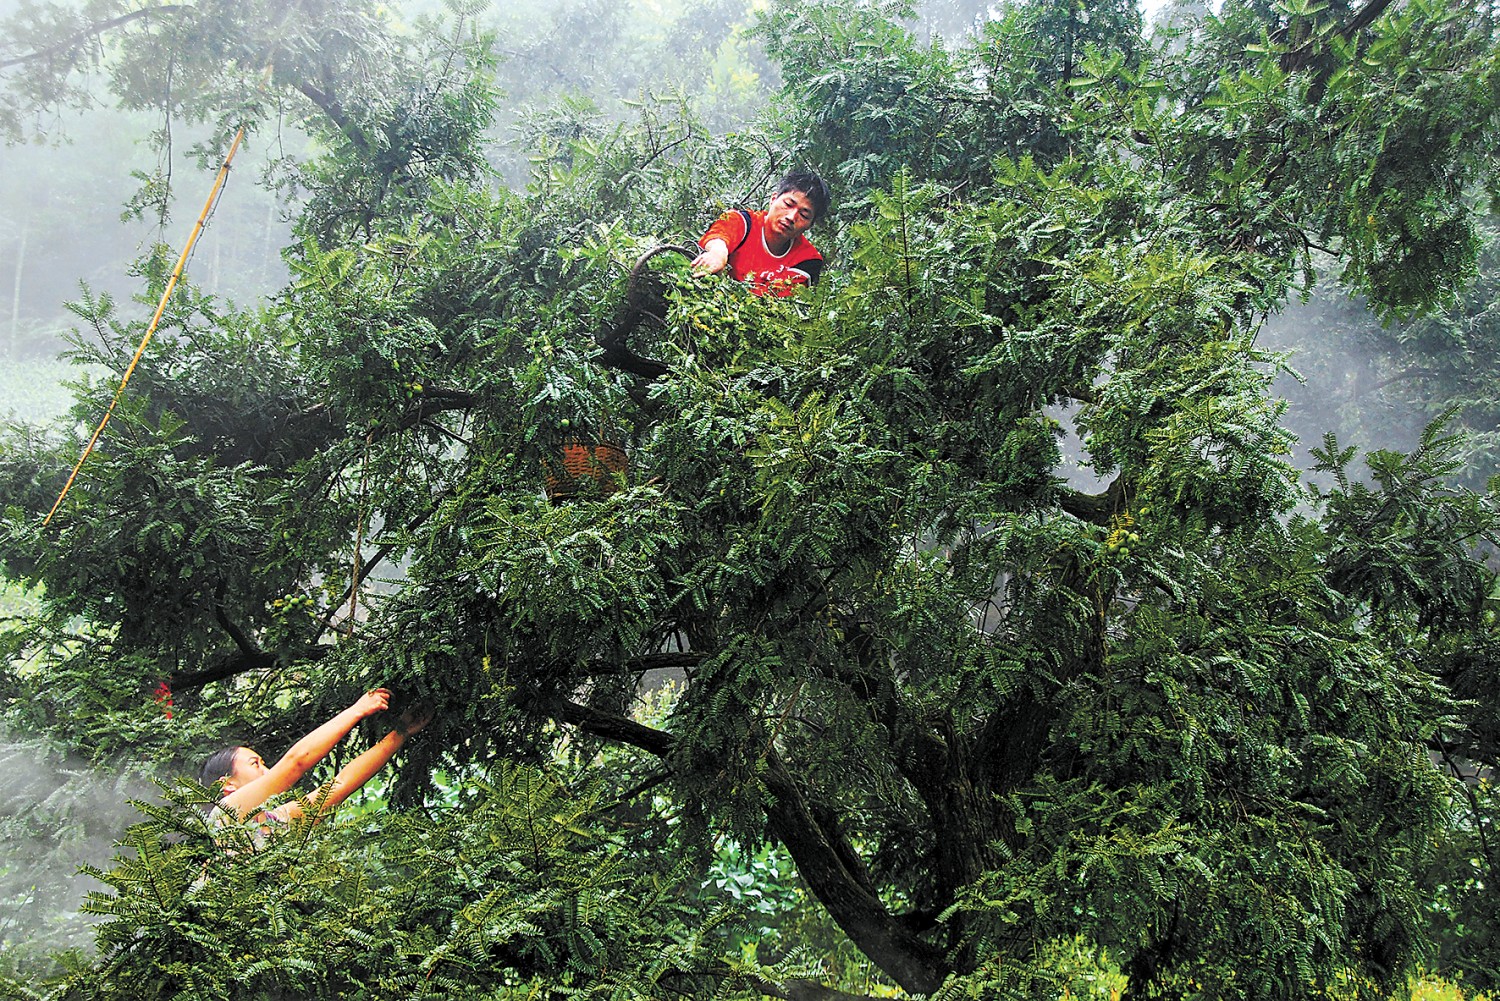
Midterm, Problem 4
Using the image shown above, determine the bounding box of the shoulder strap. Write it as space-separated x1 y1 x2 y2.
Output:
730 209 753 254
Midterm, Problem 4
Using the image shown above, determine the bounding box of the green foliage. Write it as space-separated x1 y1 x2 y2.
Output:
4 764 788 1000
2 0 1500 998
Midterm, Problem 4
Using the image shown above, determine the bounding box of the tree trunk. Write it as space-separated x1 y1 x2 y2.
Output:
761 752 950 996
558 702 951 995
9 222 26 357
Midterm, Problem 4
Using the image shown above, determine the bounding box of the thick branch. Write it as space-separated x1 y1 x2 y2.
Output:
760 749 949 995
1055 474 1124 524
253 401 344 463
575 652 705 677
170 649 268 692
557 700 949 994
214 601 260 659
392 387 481 434
294 74 369 154
1280 0 1399 73
0 6 190 71
819 627 989 921
253 386 478 466
1328 0 1399 43
559 699 675 756
170 643 331 693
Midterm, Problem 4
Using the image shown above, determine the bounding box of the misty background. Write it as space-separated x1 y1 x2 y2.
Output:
0 0 1492 969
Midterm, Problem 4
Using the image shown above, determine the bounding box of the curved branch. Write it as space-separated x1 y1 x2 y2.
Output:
1356 366 1444 399
392 387 481 434
1055 475 1124 525
0 5 190 71
595 245 695 379
636 131 703 173
556 699 949 995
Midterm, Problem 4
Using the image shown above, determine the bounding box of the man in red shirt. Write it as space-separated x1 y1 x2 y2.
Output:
692 171 831 296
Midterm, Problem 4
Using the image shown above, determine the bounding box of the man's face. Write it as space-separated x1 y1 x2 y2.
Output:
765 188 817 245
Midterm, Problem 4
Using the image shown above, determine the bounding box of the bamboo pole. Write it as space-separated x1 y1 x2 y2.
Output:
43 126 247 527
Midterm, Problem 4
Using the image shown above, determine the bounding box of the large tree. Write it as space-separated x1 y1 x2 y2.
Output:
3 0 1500 997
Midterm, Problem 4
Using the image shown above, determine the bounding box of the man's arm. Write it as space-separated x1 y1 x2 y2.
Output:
692 210 751 275
692 238 731 275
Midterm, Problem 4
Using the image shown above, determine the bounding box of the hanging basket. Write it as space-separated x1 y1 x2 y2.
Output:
543 441 628 502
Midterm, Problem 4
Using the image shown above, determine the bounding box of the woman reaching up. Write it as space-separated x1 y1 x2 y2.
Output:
201 689 430 839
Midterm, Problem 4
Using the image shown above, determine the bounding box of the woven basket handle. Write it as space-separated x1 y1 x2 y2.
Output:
595 244 695 379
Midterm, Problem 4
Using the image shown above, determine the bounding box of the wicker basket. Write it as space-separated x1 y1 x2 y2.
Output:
543 441 628 501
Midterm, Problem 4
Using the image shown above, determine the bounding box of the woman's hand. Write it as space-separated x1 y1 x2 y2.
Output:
351 688 392 719
396 703 434 738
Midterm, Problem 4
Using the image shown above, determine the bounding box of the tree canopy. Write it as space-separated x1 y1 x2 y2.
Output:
3 0 1500 998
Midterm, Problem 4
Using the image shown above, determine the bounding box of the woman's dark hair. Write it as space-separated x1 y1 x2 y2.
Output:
776 170 832 222
200 746 241 788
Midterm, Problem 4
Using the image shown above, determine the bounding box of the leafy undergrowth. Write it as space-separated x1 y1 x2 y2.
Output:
1411 974 1492 1001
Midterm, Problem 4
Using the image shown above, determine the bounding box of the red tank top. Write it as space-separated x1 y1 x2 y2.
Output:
699 209 823 297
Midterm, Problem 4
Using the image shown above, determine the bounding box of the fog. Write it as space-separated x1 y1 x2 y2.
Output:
0 736 156 962
1 120 294 360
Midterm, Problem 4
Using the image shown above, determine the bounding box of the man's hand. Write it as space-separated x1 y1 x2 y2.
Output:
691 239 729 276
351 688 392 719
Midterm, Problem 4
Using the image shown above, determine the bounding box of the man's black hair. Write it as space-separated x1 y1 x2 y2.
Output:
201 746 240 788
776 170 831 222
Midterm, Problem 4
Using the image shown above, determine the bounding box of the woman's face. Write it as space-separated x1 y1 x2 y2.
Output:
222 746 267 792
